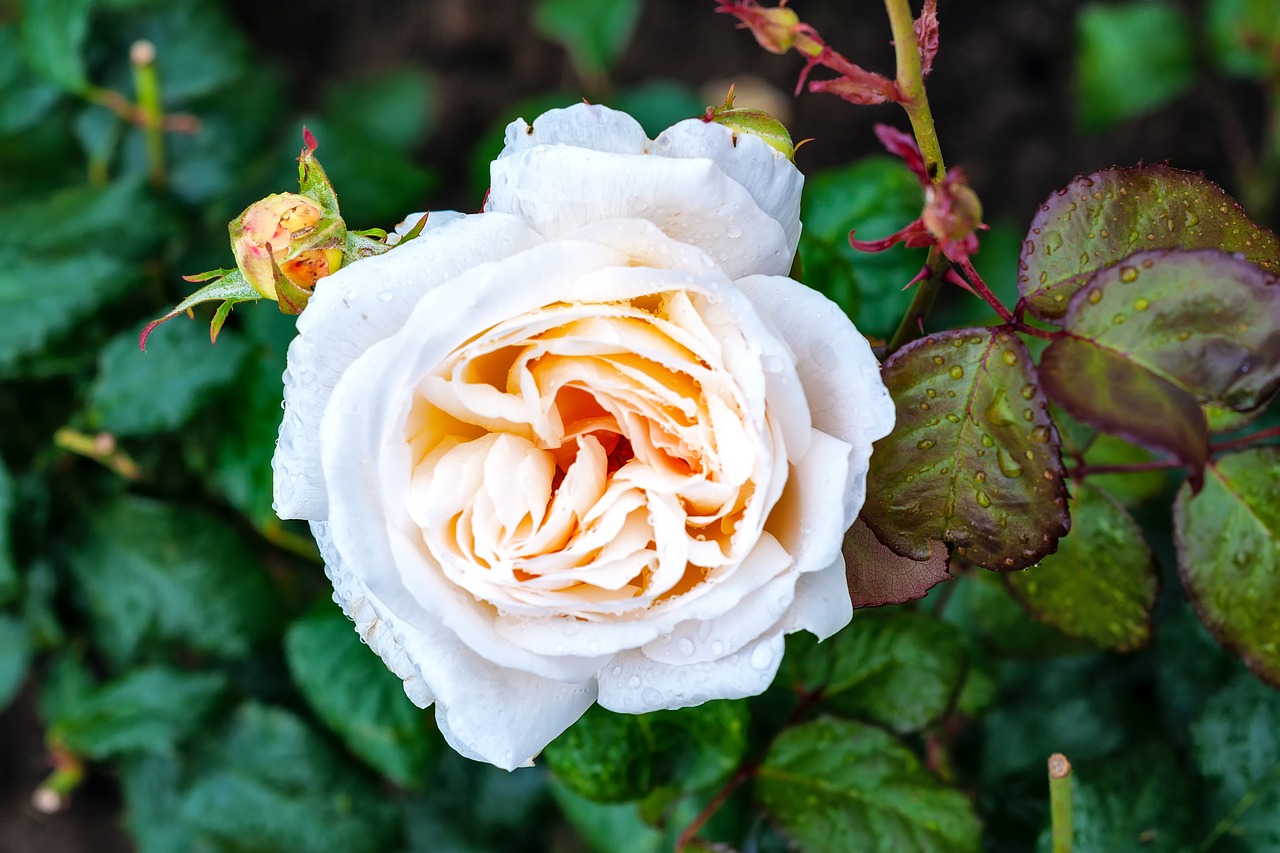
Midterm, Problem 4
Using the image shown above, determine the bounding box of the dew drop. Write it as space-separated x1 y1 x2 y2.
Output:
980 433 995 447
1032 425 1052 443
933 355 946 366
926 388 937 398
1088 289 1102 304
711 640 725 656
749 643 775 671
997 447 1025 478
378 291 393 302
974 471 987 483
1134 298 1150 311
678 638 695 656
627 675 642 689
1119 266 1139 283
976 490 992 508
946 413 961 423
1021 383 1036 400
1111 312 1126 325
1001 350 1018 366
949 365 965 380
917 439 936 450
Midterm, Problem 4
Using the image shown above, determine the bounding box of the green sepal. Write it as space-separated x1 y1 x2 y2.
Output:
297 127 340 214
391 212 428 247
139 269 262 350
344 231 392 264
272 253 312 316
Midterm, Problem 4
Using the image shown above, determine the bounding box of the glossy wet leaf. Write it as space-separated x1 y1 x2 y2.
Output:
20 0 95 92
1018 165 1280 319
1174 448 1280 685
1033 742 1196 852
799 157 928 341
1191 674 1280 850
533 0 642 85
843 519 950 608
940 570 1089 660
285 607 435 788
757 717 981 852
1006 483 1157 651
786 610 967 733
88 319 251 437
179 703 400 853
47 666 228 759
545 700 748 803
1038 337 1207 488
1075 2 1195 133
66 497 280 666
862 328 1069 570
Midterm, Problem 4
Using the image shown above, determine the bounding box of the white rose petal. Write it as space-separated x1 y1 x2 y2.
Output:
274 103 895 771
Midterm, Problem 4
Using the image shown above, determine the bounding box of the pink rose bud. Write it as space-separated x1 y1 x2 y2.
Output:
230 192 345 301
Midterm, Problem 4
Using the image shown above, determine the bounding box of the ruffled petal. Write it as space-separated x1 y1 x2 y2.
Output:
315 521 597 771
273 213 543 520
652 118 804 259
498 103 649 158
779 556 853 641
734 274 895 527
598 630 785 714
487 147 792 280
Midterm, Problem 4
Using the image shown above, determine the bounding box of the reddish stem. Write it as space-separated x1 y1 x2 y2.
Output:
957 257 1013 323
1212 425 1280 452
675 762 758 852
1067 426 1280 480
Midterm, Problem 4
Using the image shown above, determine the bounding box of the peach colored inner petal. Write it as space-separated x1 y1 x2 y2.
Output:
402 290 778 620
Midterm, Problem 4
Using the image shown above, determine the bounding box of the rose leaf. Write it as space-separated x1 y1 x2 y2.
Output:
862 328 1070 571
784 610 967 734
757 717 981 852
1174 448 1280 686
178 703 401 853
942 570 1091 660
0 617 31 712
1005 482 1158 652
284 607 436 788
1018 164 1280 320
19 0 92 93
44 665 228 760
1031 742 1197 852
66 497 282 667
544 700 749 803
89 318 252 438
843 518 950 608
1191 675 1280 849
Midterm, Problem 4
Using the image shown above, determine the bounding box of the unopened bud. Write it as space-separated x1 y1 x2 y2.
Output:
230 192 345 301
706 105 797 161
923 181 983 246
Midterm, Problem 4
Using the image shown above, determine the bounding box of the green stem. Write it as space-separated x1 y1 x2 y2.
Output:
130 40 166 189
1049 753 1074 853
883 0 949 352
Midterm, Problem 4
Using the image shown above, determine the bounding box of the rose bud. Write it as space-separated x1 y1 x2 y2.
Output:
702 85 799 161
230 192 346 301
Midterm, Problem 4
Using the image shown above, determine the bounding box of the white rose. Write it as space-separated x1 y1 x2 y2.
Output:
272 104 894 770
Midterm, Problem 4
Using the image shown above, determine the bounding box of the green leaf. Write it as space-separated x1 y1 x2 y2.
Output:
1038 336 1207 487
0 25 62 134
939 570 1090 660
1006 482 1157 651
533 0 642 85
0 616 31 711
1018 164 1280 320
1033 742 1196 852
88 318 251 437
324 68 436 153
551 778 701 853
544 700 749 803
843 518 951 608
799 157 928 341
0 456 16 604
66 496 280 666
862 328 1069 570
785 610 967 734
284 607 435 787
1207 0 1280 78
48 665 227 759
0 250 136 374
1174 448 1280 685
114 0 251 104
1054 410 1173 505
1075 2 1196 133
179 703 401 853
121 755 196 853
1192 674 1280 850
20 0 95 92
0 176 173 256
757 717 981 852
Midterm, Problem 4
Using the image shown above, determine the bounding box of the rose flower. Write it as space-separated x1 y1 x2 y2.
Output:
272 104 894 769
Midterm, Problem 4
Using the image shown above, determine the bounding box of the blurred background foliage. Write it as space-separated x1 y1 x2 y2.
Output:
0 0 1278 850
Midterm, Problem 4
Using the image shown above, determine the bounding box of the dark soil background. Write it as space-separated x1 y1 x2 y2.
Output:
0 1 1263 850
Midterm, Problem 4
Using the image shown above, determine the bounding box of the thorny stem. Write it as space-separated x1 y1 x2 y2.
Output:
883 0 953 352
1212 425 1280 452
1048 754 1074 853
958 257 1014 323
130 40 166 189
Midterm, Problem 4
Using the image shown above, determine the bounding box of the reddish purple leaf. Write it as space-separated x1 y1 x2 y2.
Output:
1018 164 1280 320
861 328 1070 571
844 519 950 608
